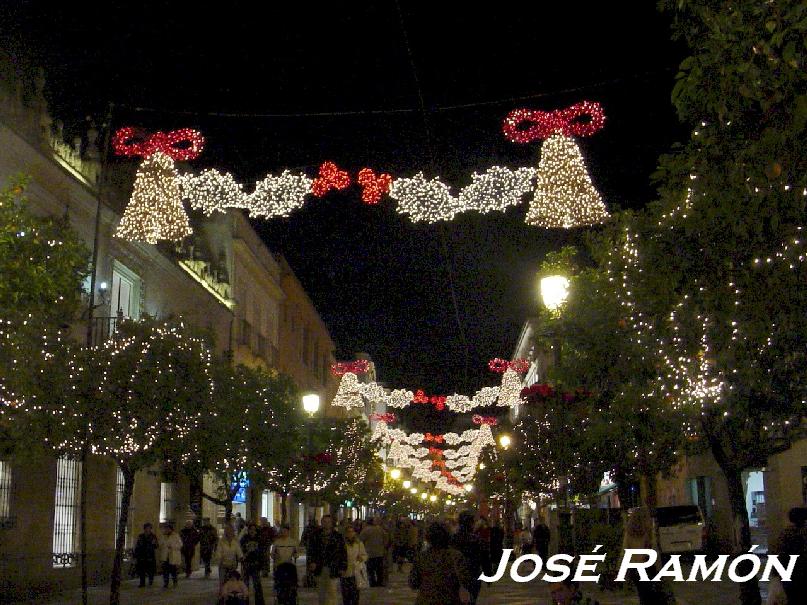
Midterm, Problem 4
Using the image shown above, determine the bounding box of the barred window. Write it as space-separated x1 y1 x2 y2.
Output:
53 457 81 567
115 468 129 547
0 460 12 521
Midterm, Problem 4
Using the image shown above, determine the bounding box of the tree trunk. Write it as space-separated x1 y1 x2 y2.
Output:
109 465 135 605
640 473 658 509
281 493 289 527
708 433 761 605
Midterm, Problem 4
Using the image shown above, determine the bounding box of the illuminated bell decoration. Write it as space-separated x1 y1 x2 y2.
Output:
115 152 192 244
331 372 364 409
503 101 609 228
527 134 609 228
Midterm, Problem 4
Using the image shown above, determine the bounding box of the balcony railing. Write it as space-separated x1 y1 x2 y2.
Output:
238 320 278 367
90 316 121 347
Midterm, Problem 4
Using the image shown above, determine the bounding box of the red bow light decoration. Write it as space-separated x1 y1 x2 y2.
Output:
112 127 206 161
411 390 447 410
369 413 397 423
331 359 371 376
488 358 531 374
312 161 351 197
502 101 605 143
423 433 445 444
310 452 333 465
357 168 393 205
472 415 498 426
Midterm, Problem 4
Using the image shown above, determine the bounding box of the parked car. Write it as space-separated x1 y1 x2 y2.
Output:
655 505 706 554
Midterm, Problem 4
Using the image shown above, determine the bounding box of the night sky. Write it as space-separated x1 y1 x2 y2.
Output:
1 2 688 409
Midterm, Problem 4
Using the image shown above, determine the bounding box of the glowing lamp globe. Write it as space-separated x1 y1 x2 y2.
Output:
410 488 418 494
421 492 428 500
302 393 320 415
541 275 570 311
429 494 437 502
464 484 474 492
498 434 512 450
403 480 412 489
390 468 402 480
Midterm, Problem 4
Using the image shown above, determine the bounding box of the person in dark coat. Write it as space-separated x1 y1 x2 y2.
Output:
489 521 504 565
133 522 159 587
450 511 492 605
409 522 471 605
240 522 266 605
179 520 200 578
532 521 550 561
772 506 807 603
300 517 320 587
199 518 219 578
307 514 347 605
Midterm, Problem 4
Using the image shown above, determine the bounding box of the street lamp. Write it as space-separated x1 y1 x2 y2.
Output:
464 484 474 493
420 492 427 500
429 494 437 503
498 434 512 450
302 393 320 525
302 393 320 416
390 468 401 481
540 275 569 311
410 487 418 494
402 480 412 489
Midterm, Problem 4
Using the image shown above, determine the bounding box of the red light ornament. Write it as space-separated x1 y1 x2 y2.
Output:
330 360 371 376
312 161 351 197
369 412 397 423
357 168 393 205
488 358 531 374
472 415 498 426
113 127 205 161
502 101 605 143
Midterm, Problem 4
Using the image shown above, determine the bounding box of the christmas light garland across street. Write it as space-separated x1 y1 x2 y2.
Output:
112 101 610 243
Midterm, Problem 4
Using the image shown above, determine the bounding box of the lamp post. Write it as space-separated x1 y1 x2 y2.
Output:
540 276 574 553
498 433 516 548
302 393 320 525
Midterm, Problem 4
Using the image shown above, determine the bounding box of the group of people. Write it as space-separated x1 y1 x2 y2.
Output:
132 515 300 605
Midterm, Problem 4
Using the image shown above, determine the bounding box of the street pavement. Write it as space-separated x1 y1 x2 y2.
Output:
12 558 757 605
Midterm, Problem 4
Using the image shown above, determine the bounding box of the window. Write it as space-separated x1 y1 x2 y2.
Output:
53 457 81 567
111 261 141 319
115 468 129 547
0 460 12 525
321 353 329 386
312 340 319 372
261 490 274 523
160 482 176 525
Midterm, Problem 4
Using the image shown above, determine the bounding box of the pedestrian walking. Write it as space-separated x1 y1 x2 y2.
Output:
771 506 807 603
272 525 299 605
392 517 409 571
359 517 386 587
179 519 200 578
258 517 275 578
409 522 471 605
300 517 320 587
199 518 219 578
489 521 504 564
450 510 492 605
621 507 675 605
133 522 159 587
158 523 182 588
216 524 244 585
408 519 421 563
532 520 550 560
240 522 266 605
341 525 368 605
307 514 347 605
218 568 249 605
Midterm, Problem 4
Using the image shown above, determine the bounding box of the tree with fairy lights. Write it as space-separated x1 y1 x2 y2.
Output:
611 4 807 603
319 417 384 508
185 362 300 523
4 317 215 605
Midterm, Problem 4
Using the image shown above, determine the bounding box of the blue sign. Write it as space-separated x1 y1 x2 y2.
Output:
232 474 250 504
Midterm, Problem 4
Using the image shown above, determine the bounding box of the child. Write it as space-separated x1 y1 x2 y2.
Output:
218 569 249 605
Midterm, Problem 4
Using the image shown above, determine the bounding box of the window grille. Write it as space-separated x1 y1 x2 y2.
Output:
52 457 81 567
115 467 129 547
0 460 12 524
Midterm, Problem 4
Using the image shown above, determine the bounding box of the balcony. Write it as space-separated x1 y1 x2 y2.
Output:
238 319 278 367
